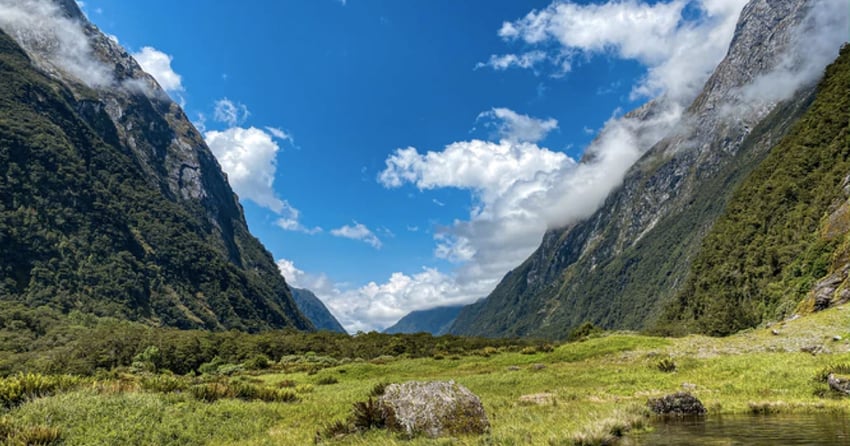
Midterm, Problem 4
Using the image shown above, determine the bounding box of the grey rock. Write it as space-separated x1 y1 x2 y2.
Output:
378 381 489 438
827 374 850 395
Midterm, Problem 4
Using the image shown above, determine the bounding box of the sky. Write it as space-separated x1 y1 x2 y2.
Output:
21 0 844 332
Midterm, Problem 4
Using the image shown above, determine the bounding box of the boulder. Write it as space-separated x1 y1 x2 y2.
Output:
827 374 850 395
378 380 489 438
647 392 706 416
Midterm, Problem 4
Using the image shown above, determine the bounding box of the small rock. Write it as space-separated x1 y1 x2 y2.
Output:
827 374 850 395
506 365 521 371
378 380 489 438
833 335 843 342
518 393 555 405
801 345 823 355
771 329 780 336
531 363 546 371
647 392 706 416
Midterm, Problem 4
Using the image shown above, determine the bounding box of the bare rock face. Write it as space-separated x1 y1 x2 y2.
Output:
647 392 707 416
378 381 489 438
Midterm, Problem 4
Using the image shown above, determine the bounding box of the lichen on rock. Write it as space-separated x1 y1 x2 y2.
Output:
378 380 489 438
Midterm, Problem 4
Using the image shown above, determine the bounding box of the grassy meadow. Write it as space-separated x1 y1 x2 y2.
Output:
3 304 849 445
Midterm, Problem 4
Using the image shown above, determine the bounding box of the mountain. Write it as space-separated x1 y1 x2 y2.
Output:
0 1 312 332
291 288 346 333
384 305 464 335
659 44 850 335
450 0 844 339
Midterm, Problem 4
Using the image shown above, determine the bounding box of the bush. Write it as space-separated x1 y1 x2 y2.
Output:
244 354 271 371
656 358 677 373
369 382 389 397
352 398 386 431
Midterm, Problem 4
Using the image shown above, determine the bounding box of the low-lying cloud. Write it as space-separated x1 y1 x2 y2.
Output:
0 0 113 88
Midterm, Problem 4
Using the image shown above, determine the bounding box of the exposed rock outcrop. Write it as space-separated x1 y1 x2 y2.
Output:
378 381 489 438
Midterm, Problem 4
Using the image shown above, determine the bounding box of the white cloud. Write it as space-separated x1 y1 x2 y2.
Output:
487 0 748 102
331 222 382 249
276 259 485 333
276 214 322 235
204 126 287 213
265 126 294 142
476 50 548 71
213 98 250 126
476 107 558 143
131 46 183 92
0 0 113 88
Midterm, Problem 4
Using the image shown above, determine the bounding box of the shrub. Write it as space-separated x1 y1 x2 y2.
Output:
369 382 389 397
352 398 386 431
315 420 353 444
244 354 271 371
656 358 677 373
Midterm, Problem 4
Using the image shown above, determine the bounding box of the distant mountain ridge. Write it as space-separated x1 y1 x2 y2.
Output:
291 288 346 333
0 0 312 331
384 305 464 335
450 0 844 339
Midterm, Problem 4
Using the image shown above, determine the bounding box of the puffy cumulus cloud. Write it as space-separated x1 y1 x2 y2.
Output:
487 0 748 102
213 98 250 126
131 46 183 92
331 222 382 249
0 0 113 88
275 259 487 333
204 126 288 213
476 107 559 143
378 140 570 207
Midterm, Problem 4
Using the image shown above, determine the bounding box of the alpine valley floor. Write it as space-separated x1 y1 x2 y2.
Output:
4 303 849 445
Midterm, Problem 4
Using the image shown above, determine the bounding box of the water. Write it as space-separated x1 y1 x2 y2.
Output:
625 413 850 445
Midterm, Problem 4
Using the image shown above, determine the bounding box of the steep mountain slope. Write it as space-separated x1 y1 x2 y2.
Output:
0 2 312 332
384 305 464 335
291 288 346 333
659 45 850 335
451 0 827 339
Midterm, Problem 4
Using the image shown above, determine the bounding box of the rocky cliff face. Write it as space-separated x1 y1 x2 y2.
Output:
0 0 312 331
450 0 828 339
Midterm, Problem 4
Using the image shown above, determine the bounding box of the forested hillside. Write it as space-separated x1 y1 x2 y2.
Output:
659 44 850 335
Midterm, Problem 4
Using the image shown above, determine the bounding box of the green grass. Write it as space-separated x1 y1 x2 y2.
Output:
5 303 850 445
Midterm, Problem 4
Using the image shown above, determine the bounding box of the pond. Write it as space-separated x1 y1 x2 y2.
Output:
624 413 850 445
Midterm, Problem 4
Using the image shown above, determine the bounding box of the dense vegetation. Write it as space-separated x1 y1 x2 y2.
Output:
0 304 549 376
0 30 309 331
659 45 850 335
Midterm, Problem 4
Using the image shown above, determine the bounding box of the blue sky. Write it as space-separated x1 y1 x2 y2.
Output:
76 0 752 332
